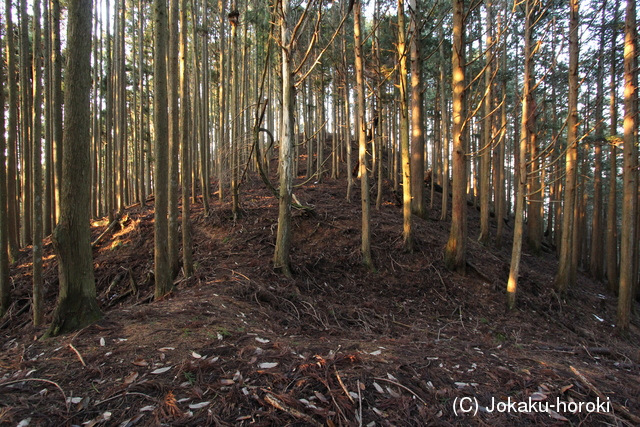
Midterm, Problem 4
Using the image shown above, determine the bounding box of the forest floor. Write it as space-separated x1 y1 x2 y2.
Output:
1 160 640 427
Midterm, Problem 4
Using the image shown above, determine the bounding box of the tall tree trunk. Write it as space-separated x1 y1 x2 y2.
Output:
52 0 63 226
398 0 413 251
556 0 580 292
0 25 10 316
590 1 608 280
617 0 637 334
168 0 180 277
273 0 294 277
32 0 45 326
19 0 32 247
507 0 533 309
354 0 373 268
343 20 353 202
217 0 227 202
153 0 173 299
439 25 449 222
444 0 467 272
5 0 21 261
479 0 493 246
409 0 425 219
180 0 194 277
606 0 621 293
47 0 102 336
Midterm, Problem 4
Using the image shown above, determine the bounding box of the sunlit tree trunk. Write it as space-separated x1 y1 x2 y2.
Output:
409 0 425 219
556 0 580 293
444 0 467 272
507 0 533 309
398 0 413 251
19 0 32 247
617 0 637 334
355 0 373 268
47 0 102 336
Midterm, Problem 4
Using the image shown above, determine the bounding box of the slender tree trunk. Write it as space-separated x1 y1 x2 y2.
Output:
590 2 608 280
19 0 32 247
607 0 621 292
617 0 637 334
273 0 294 277
444 0 467 272
168 0 180 277
32 0 45 326
354 0 373 268
5 0 21 261
439 25 449 221
343 27 353 202
52 0 63 227
409 0 425 219
180 0 194 277
47 0 102 336
0 25 10 316
479 0 493 246
153 0 173 299
556 0 580 292
217 0 227 201
398 0 413 251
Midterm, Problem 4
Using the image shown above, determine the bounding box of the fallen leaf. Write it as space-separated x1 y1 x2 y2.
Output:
373 382 384 394
560 384 573 393
220 379 234 385
258 362 278 369
191 352 202 359
314 391 328 403
132 358 148 367
530 391 548 401
158 347 175 352
99 337 106 347
548 409 569 421
189 401 211 409
370 350 382 356
16 419 31 427
151 366 172 374
140 405 156 412
255 337 270 344
124 372 139 385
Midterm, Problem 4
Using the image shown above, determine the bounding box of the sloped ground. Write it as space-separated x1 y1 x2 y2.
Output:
1 166 639 426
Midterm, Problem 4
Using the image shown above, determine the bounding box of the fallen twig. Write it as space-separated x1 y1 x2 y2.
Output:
0 378 69 412
373 377 428 406
335 369 354 404
570 365 640 425
91 215 121 248
263 391 323 427
68 343 86 367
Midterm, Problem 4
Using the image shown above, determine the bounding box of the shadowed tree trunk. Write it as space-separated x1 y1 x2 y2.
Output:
0 27 10 316
556 0 580 293
153 0 173 299
606 0 621 292
46 0 102 336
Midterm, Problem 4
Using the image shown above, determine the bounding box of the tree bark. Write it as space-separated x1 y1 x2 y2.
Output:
617 0 637 334
0 25 10 316
153 0 173 299
46 0 102 336
273 0 294 277
444 0 467 273
409 0 425 219
354 0 373 268
555 0 580 292
398 0 413 251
